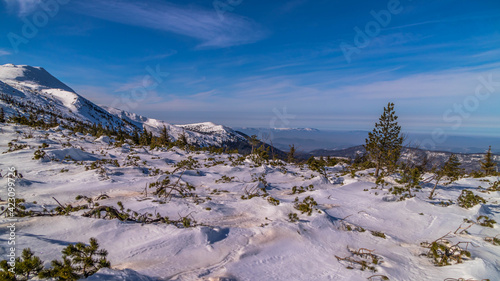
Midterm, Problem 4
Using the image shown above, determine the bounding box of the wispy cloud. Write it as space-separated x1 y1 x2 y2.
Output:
137 50 178 62
72 0 267 48
0 49 12 56
2 0 41 16
112 77 155 93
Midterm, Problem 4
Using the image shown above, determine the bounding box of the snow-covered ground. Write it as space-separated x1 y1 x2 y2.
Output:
0 123 499 281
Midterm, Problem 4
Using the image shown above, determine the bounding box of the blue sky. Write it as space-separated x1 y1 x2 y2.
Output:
1 0 500 137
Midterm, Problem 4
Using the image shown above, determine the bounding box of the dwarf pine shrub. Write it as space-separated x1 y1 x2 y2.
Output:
477 215 496 228
291 185 314 194
422 239 471 266
288 213 299 222
267 197 280 206
457 190 486 209
293 196 318 216
32 149 46 160
370 231 386 239
40 238 110 280
0 248 43 280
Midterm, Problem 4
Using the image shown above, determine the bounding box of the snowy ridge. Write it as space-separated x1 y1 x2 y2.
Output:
102 106 246 145
0 64 248 147
177 122 246 140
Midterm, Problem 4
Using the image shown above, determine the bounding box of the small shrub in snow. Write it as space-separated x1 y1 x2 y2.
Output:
307 156 327 177
267 197 280 206
394 167 422 200
476 215 496 228
40 238 110 280
340 221 366 232
124 154 141 166
421 238 471 266
484 235 500 246
250 144 270 166
293 196 318 216
486 180 500 191
428 154 463 199
85 159 119 170
210 189 229 195
370 231 386 239
5 141 28 153
457 190 486 209
291 184 314 194
230 155 246 166
148 168 162 176
288 213 299 223
149 175 195 201
335 248 382 273
251 173 269 189
0 248 43 280
241 183 268 200
438 200 453 207
215 175 235 183
174 156 200 172
32 149 46 160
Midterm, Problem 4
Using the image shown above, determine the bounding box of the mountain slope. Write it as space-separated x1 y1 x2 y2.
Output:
0 64 250 148
0 64 135 131
102 106 247 145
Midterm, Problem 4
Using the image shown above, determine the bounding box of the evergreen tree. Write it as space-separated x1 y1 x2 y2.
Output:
365 102 404 177
0 107 5 123
160 125 171 145
481 146 496 176
249 135 259 154
429 154 463 199
41 237 110 280
0 248 44 280
132 130 140 145
307 156 327 177
139 128 153 146
288 144 296 163
178 132 188 147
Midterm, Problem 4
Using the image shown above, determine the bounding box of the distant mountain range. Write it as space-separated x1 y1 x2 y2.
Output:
235 127 500 154
310 145 499 172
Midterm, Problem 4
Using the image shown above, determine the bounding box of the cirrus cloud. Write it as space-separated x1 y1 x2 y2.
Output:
73 0 268 48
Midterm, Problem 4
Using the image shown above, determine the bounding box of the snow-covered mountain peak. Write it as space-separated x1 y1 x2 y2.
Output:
0 64 75 92
177 122 234 135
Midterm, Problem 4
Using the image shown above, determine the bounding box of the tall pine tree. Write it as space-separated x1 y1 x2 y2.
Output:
365 102 404 177
288 144 296 163
160 125 171 145
481 146 496 175
0 107 5 123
